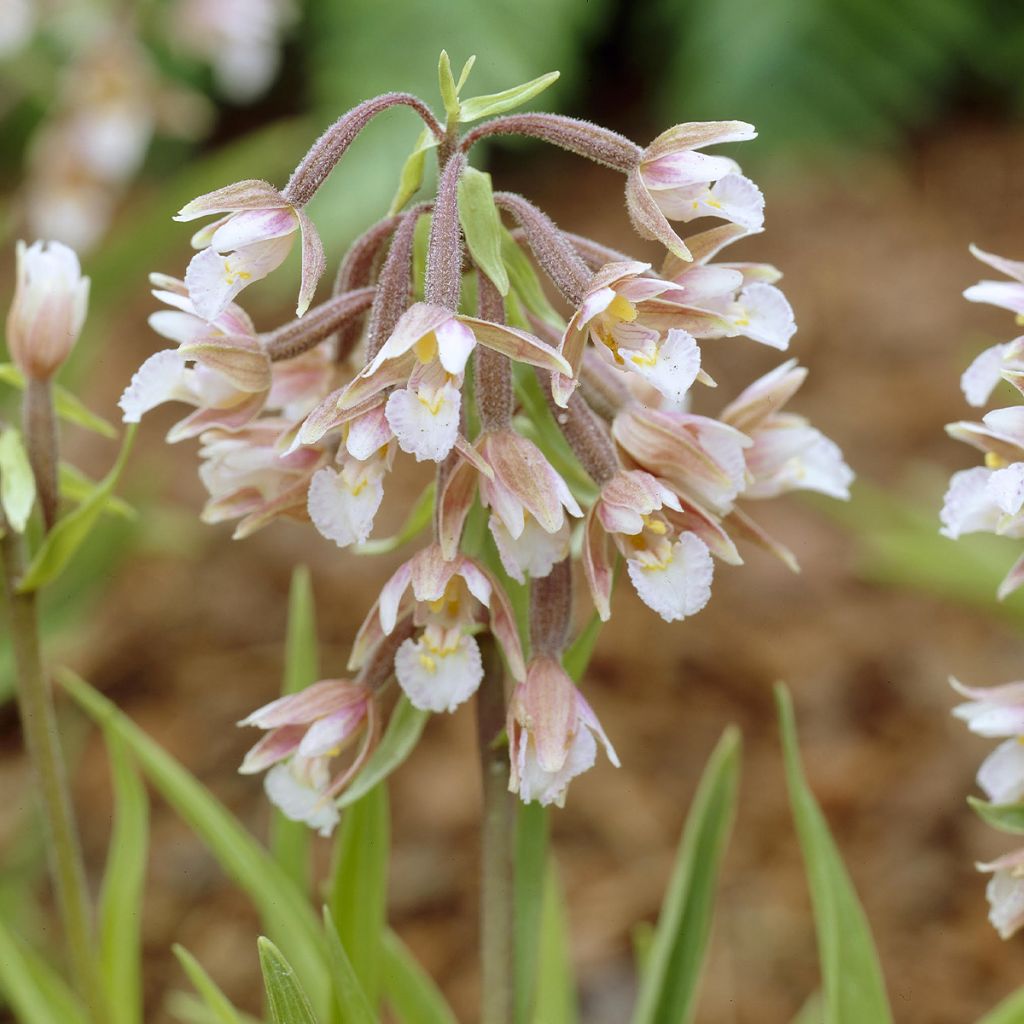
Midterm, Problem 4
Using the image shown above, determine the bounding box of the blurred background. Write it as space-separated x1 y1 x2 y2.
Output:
4 0 1024 1021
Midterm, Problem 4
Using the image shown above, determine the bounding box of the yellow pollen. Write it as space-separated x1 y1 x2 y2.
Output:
733 315 750 327
607 295 638 323
348 478 367 497
643 515 668 535
1016 314 1024 327
986 451 1009 469
630 350 659 367
417 390 445 414
418 653 437 674
598 328 625 365
222 259 251 286
414 332 438 363
705 197 723 210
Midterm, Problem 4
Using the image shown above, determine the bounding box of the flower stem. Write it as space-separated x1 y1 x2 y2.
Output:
476 635 515 1024
23 377 59 530
0 524 103 1021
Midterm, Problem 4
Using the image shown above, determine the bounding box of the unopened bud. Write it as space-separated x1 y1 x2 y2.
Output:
7 240 89 380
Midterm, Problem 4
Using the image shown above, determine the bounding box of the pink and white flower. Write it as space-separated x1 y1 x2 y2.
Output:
978 848 1024 940
119 274 271 441
950 678 1024 739
584 469 715 622
964 245 1024 320
438 429 583 582
239 678 376 835
350 544 525 713
308 404 395 548
340 302 571 463
6 239 89 381
507 656 619 807
627 121 763 261
176 179 325 320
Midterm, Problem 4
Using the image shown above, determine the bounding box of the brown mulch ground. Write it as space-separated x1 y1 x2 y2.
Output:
6 120 1024 1023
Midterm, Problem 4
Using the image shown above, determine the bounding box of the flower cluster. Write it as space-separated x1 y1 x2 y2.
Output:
944 245 1024 938
123 59 851 829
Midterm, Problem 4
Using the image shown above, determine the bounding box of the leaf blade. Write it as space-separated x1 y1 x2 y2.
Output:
257 937 319 1024
0 426 35 533
630 727 741 1024
459 71 560 122
458 167 510 296
322 908 377 1024
381 929 459 1024
172 945 244 1024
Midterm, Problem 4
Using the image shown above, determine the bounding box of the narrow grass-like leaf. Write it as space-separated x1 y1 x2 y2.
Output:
0 917 87 1024
458 167 510 295
353 480 435 556
515 801 550 1024
533 860 577 1024
270 567 319 893
172 945 244 1024
381 929 459 1024
0 363 118 439
322 908 376 1024
59 463 135 519
18 426 135 593
337 696 429 808
791 991 824 1024
630 727 741 1024
968 796 1024 835
98 729 149 1024
58 670 331 1016
257 937 319 1024
776 684 893 1024
460 71 560 122
978 985 1024 1023
437 50 461 122
328 784 389 1006
0 427 35 532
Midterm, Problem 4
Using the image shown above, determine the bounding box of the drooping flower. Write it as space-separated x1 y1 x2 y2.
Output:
978 848 1024 940
626 121 763 261
340 302 571 463
6 240 90 381
350 544 524 713
584 469 715 622
176 179 325 320
118 274 271 440
507 656 619 807
239 678 375 835
438 428 583 582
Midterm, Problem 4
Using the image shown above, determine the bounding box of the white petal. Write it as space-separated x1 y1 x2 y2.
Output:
515 726 597 807
962 343 1013 407
989 463 1024 517
987 869 1024 939
308 465 383 548
394 633 484 713
731 282 796 350
385 382 461 462
627 534 713 623
940 466 1000 539
263 761 339 836
623 328 701 404
489 516 571 584
979 740 1024 804
435 318 478 375
185 234 293 321
118 349 192 422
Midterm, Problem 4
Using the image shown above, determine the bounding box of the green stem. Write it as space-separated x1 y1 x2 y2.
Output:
23 378 59 530
0 525 103 1021
476 636 515 1024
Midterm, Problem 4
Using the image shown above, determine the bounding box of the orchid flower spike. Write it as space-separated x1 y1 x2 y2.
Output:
176 179 325 320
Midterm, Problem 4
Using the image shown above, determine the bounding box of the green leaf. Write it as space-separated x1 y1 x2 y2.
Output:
58 670 331 1017
978 985 1024 1024
968 796 1024 835
515 802 550 1024
437 50 461 122
322 908 377 1024
328 785 389 1006
0 916 87 1024
0 427 35 533
458 167 510 296
630 727 741 1024
270 567 319 894
98 729 149 1024
533 860 577 1024
459 70 560 122
17 425 135 593
389 128 439 214
354 480 435 556
500 229 564 330
172 945 244 1024
563 612 601 682
257 937 319 1024
59 463 135 520
776 684 893 1024
338 696 429 809
381 929 459 1024
0 363 118 439
791 991 824 1024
